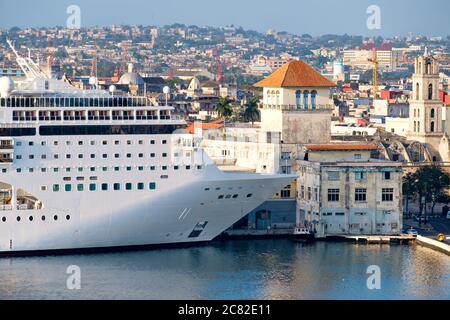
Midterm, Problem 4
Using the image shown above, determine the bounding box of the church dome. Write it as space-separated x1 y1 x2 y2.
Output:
118 72 144 85
188 77 201 91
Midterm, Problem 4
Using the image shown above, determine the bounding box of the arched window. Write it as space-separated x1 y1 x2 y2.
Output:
416 83 420 100
270 90 276 105
414 121 417 132
418 109 420 117
418 62 422 73
426 61 431 74
428 84 433 100
311 90 317 110
303 90 309 109
430 121 435 133
295 90 302 109
418 121 420 131
414 109 416 117
431 108 435 118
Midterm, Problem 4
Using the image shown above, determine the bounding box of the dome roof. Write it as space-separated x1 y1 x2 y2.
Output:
0 77 14 97
118 72 144 85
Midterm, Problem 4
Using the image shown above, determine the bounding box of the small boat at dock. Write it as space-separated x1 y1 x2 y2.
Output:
289 227 315 243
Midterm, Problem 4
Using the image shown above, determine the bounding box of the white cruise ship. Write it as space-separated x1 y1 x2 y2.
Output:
0 41 295 255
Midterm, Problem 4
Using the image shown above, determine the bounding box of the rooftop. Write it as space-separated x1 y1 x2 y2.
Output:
254 60 336 88
304 144 379 152
186 122 224 134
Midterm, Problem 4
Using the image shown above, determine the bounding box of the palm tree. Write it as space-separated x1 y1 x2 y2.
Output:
244 97 261 127
215 97 233 124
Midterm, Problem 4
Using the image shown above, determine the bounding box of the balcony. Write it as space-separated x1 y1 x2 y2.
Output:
0 144 13 150
0 157 13 163
262 104 335 111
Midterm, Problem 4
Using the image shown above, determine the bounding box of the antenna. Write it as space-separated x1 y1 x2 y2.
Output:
6 38 50 79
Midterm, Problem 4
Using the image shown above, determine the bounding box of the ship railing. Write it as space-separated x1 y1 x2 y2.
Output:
0 96 159 108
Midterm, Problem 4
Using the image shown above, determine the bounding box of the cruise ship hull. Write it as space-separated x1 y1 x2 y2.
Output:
0 171 295 255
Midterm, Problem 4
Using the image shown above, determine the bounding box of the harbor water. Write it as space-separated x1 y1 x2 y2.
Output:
0 240 449 300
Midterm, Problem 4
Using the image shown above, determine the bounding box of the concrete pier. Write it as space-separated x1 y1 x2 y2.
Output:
331 235 416 244
416 235 450 256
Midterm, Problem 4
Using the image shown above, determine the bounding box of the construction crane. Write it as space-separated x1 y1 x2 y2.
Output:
368 48 379 99
47 36 54 69
120 42 129 76
213 46 223 84
91 40 98 78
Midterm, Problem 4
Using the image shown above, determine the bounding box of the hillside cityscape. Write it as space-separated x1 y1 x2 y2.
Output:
1 24 449 84
0 20 449 301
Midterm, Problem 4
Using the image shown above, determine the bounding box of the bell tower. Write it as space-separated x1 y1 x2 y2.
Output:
407 49 443 150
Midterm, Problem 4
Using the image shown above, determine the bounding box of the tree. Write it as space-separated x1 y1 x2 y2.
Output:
425 167 450 216
406 166 450 218
402 172 418 217
243 97 261 127
215 97 233 123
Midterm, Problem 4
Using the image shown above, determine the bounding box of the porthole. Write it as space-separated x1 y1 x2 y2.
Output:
247 194 253 198
66 215 71 221
54 215 58 221
29 216 33 222
2 217 6 222
16 216 21 222
41 216 46 221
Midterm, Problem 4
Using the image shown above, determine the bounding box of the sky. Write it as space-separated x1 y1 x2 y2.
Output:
0 0 448 37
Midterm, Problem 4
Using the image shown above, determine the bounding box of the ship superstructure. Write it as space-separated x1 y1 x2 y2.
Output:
0 41 295 254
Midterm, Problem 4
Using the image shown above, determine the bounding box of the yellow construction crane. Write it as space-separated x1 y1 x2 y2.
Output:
368 48 379 99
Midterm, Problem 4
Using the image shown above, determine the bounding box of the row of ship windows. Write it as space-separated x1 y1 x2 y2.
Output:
14 165 202 174
1 214 70 223
48 182 158 192
16 152 173 160
16 139 168 147
203 188 254 199
218 194 253 199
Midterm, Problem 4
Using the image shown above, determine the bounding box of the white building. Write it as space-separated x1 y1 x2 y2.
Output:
343 48 402 72
373 99 409 118
331 122 378 137
297 144 403 237
254 59 337 175
200 126 281 174
385 117 410 137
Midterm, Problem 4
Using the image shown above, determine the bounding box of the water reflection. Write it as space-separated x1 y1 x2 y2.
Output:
0 240 448 300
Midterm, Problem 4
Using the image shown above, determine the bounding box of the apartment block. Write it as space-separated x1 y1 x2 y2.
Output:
297 144 403 237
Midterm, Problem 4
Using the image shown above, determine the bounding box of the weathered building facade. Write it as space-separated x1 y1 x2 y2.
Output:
297 144 403 237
